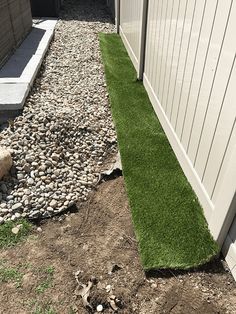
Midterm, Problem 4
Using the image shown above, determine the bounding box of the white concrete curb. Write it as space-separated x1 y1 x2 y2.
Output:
0 19 57 120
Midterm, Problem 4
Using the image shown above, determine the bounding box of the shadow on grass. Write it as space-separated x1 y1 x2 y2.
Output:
145 256 228 279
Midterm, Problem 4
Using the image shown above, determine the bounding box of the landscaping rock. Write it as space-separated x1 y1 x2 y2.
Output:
49 200 57 209
0 183 7 193
0 147 12 179
12 203 23 211
97 305 103 312
11 224 22 234
0 1 117 222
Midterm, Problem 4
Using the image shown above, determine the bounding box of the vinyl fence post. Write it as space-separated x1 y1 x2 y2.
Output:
138 0 149 80
115 0 120 34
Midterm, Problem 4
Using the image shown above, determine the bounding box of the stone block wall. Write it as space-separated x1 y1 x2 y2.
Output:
0 0 32 67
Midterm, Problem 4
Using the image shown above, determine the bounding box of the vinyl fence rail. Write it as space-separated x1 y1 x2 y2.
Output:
110 0 236 279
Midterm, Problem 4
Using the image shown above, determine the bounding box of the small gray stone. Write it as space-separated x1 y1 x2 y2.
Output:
23 163 31 173
49 200 57 208
47 207 54 212
0 184 8 194
24 200 30 206
11 215 16 221
15 212 21 218
25 156 33 163
39 165 47 172
27 178 34 185
51 153 60 161
29 210 40 218
38 197 44 204
54 170 60 176
6 195 14 201
12 203 23 211
17 173 24 180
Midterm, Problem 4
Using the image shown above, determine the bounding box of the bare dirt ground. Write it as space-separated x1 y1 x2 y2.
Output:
0 176 236 314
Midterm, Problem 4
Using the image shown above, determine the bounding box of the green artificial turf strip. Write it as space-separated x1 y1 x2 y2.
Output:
99 33 219 270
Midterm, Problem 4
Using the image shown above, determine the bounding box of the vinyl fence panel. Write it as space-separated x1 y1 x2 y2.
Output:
119 0 144 74
143 0 235 232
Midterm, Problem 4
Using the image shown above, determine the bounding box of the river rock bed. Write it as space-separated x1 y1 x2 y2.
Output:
0 0 117 223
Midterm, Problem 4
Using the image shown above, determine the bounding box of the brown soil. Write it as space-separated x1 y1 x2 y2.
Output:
0 177 236 314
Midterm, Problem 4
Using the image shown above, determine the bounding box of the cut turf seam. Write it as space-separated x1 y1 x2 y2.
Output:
99 33 219 270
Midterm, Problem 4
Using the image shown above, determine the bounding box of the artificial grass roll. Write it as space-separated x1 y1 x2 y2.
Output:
99 33 219 270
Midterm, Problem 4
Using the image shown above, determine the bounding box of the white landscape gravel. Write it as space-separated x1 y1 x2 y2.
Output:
0 0 117 222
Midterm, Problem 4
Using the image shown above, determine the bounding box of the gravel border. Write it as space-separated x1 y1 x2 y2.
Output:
0 0 117 222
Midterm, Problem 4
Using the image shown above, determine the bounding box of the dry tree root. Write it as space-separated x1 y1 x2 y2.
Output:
74 270 125 313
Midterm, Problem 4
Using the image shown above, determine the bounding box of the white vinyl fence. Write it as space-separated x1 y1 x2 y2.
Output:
113 0 236 277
